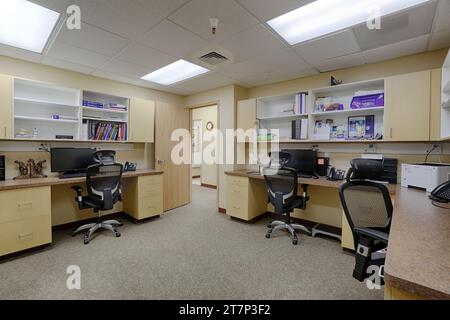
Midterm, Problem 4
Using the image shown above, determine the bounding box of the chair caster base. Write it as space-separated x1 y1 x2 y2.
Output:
265 233 271 239
292 239 298 245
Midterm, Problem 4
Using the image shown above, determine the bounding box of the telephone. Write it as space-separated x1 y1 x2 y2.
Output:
429 180 450 203
124 161 137 172
327 167 346 181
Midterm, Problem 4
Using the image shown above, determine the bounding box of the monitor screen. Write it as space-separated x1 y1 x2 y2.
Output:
281 149 317 173
50 148 96 172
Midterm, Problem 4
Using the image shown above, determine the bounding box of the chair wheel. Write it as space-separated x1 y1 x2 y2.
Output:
84 239 90 245
292 239 298 245
267 224 272 228
115 231 121 237
265 233 271 239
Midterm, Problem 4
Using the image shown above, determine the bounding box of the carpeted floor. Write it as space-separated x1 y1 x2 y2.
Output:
0 185 383 300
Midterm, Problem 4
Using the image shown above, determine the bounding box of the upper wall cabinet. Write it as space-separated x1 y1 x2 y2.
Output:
129 97 155 143
384 70 431 141
0 74 12 139
237 98 256 132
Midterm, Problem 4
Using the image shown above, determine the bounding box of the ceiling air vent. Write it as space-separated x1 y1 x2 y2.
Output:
199 51 229 65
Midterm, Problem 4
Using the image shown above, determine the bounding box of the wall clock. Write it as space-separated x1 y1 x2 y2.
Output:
206 121 214 131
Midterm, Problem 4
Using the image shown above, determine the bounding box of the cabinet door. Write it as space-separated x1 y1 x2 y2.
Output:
0 74 12 139
237 98 256 131
384 70 431 141
129 98 155 142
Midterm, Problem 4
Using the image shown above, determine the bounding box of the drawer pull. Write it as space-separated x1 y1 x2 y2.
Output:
233 190 240 194
17 202 33 209
18 232 33 239
233 206 240 210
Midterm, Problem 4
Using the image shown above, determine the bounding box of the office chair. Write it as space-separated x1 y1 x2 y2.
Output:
71 150 124 244
339 159 393 283
264 152 311 245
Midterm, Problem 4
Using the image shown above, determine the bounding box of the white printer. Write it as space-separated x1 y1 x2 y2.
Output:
401 163 450 192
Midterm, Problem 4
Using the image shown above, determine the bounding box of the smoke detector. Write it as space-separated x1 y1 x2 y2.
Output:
210 18 219 35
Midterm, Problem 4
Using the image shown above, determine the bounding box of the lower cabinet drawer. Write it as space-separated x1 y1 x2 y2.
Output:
227 195 248 220
138 175 163 194
0 215 52 256
138 195 163 219
0 186 51 223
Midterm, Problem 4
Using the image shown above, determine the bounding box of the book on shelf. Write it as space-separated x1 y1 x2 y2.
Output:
295 92 308 115
86 120 127 141
291 118 308 140
313 119 333 140
348 115 375 140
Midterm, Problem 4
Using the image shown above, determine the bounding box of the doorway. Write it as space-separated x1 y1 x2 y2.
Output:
190 105 218 191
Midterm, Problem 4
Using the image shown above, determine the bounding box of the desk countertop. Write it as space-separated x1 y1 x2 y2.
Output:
226 170 450 299
0 169 163 191
384 186 450 299
225 170 395 193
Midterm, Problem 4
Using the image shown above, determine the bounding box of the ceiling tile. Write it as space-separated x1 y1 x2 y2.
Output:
428 28 450 51
219 48 312 79
91 70 137 85
72 0 186 40
432 0 450 33
47 41 111 68
236 0 315 21
219 24 287 63
0 44 43 63
41 56 95 74
173 72 234 92
56 22 130 56
138 20 210 57
363 34 430 64
28 0 72 13
99 58 150 79
354 2 436 51
168 0 259 42
313 53 365 72
294 30 360 64
116 43 176 69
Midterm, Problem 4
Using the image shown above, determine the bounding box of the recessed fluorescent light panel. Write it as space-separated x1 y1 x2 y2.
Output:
0 0 60 53
141 60 210 85
267 0 431 45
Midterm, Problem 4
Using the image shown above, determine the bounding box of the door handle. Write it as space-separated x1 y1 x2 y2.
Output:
157 160 166 164
3 126 6 138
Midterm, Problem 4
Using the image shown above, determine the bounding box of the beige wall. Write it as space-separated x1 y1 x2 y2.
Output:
248 49 448 98
192 105 218 187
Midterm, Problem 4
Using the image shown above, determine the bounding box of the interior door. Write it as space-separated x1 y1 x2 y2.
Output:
155 101 190 211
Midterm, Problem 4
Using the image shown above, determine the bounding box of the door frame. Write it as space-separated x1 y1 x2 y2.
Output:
188 102 220 207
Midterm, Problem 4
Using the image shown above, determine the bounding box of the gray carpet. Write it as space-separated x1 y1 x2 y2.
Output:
0 185 383 300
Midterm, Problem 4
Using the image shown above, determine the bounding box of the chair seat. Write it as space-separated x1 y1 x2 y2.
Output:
81 196 103 210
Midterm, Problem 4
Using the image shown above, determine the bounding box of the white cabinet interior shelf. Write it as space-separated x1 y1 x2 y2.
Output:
13 79 81 140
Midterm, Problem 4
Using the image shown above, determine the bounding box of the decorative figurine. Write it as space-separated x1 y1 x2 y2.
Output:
331 76 343 86
13 160 30 180
29 159 47 178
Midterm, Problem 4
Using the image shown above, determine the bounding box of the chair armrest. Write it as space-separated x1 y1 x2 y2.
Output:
354 227 389 244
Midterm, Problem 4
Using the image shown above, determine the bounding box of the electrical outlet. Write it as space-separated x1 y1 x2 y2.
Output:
425 144 442 155
364 143 376 153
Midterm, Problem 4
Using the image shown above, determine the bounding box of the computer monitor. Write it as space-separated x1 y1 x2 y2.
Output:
50 148 96 177
281 149 317 176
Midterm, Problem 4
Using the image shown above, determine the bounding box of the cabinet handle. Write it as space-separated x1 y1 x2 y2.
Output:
233 206 240 210
233 190 240 194
17 202 33 209
390 128 393 139
18 232 33 239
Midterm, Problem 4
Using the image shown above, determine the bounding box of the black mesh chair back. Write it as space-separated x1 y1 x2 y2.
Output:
264 168 298 213
86 163 123 211
339 159 392 243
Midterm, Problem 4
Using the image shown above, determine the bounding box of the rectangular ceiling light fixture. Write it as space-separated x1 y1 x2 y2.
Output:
267 0 431 45
141 59 209 85
0 0 60 53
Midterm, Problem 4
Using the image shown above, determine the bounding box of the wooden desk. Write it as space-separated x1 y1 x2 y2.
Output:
0 169 164 257
384 186 450 300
